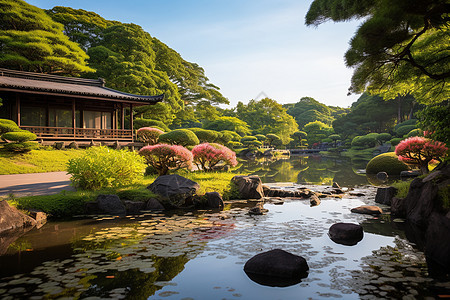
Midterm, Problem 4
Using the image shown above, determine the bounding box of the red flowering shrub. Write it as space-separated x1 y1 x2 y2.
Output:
192 143 238 171
139 144 193 175
136 127 164 145
395 137 448 174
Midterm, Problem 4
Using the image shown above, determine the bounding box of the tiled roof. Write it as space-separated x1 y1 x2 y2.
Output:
0 68 164 104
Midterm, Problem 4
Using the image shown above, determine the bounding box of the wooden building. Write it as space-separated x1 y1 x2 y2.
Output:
0 68 163 145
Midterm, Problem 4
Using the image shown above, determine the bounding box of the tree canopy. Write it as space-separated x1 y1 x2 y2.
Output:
306 0 450 104
0 0 93 75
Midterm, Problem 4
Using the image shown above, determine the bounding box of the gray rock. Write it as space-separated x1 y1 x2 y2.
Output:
205 192 224 209
124 201 146 215
231 175 264 199
400 170 421 178
0 200 36 235
426 212 450 276
148 174 200 208
96 194 126 215
146 198 165 210
391 197 406 217
375 186 398 205
28 209 47 229
249 204 268 215
309 194 321 207
377 172 389 181
244 249 309 287
329 222 364 246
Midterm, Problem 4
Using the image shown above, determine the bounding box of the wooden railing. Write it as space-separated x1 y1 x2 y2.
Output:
20 126 133 140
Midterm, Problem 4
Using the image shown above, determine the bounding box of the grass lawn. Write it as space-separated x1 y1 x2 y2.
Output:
0 147 84 175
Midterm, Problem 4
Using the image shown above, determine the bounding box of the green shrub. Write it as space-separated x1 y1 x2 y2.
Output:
351 135 377 148
395 125 417 137
394 119 417 131
406 128 423 138
67 146 146 190
378 133 392 143
219 130 242 143
3 141 39 152
189 128 220 143
391 179 413 198
0 118 20 135
133 118 170 132
366 152 409 175
390 138 403 146
2 131 37 142
158 129 200 147
116 189 156 202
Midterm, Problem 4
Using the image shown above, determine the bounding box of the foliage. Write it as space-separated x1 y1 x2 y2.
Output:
203 116 251 137
351 135 376 149
378 133 392 143
67 146 145 190
254 134 266 142
391 179 413 199
139 144 193 176
217 130 241 144
116 188 157 202
189 128 220 143
0 0 93 75
235 98 298 144
133 118 170 132
136 127 163 145
416 101 450 145
192 143 238 171
0 118 20 135
389 138 403 147
265 133 282 147
2 130 36 142
406 129 423 138
395 137 448 174
306 0 450 104
303 120 332 146
3 141 39 153
291 131 307 147
284 97 334 129
366 152 410 175
395 125 417 137
158 129 199 147
394 119 417 131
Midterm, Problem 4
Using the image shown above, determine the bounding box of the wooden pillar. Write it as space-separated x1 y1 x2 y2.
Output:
16 94 21 126
121 103 124 130
129 103 133 141
72 99 76 138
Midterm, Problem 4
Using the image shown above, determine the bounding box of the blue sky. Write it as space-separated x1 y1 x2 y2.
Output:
28 0 363 108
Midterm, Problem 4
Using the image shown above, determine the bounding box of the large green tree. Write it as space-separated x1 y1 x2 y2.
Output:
236 98 298 144
306 0 450 104
284 97 334 129
0 0 93 75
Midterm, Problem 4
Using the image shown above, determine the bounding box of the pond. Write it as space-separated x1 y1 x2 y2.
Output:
1 157 449 299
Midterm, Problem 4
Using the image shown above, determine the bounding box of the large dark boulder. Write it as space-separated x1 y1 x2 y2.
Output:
148 174 200 208
124 201 146 215
205 192 224 209
328 223 364 246
244 249 309 287
426 212 450 276
375 186 397 205
231 175 264 199
146 198 165 210
0 200 36 235
96 194 126 215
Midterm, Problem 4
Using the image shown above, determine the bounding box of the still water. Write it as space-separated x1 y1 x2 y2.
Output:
0 156 448 299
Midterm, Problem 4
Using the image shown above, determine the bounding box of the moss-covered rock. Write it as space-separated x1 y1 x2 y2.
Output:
366 152 409 175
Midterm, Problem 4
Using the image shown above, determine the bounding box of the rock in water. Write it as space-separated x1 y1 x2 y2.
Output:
309 194 321 207
351 205 383 215
0 200 36 235
375 186 397 205
205 192 224 209
244 249 309 287
148 174 200 208
329 223 364 246
146 198 165 210
231 175 264 199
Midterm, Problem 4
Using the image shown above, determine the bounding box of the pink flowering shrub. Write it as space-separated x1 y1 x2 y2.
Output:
395 136 448 174
139 144 193 175
192 143 238 171
136 127 164 145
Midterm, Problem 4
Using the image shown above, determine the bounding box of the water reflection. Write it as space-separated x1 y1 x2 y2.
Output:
234 155 369 186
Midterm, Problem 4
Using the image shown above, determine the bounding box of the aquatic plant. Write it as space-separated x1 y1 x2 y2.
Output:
192 143 238 171
395 137 448 174
139 144 193 175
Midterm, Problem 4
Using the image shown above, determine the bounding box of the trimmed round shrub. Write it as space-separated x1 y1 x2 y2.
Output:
133 118 170 132
67 146 146 190
378 133 392 143
158 129 199 147
406 128 423 138
366 152 409 175
390 138 403 146
68 142 79 149
227 141 242 149
351 135 377 148
192 143 238 171
189 128 221 143
255 134 266 142
240 136 258 143
219 130 241 143
3 141 39 152
0 118 20 135
395 125 417 137
2 131 37 142
139 143 193 175
136 127 164 145
394 119 417 131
